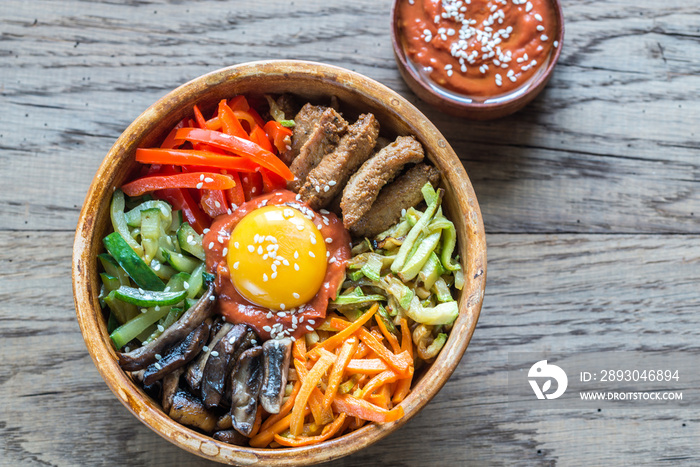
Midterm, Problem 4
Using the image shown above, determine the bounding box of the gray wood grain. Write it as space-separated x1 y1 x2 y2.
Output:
1 0 700 465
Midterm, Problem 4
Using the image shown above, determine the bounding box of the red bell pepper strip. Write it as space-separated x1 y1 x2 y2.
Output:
218 100 249 139
228 95 249 111
154 188 210 234
135 148 258 172
264 121 293 155
193 104 207 129
260 168 287 193
205 116 222 131
240 171 263 201
250 125 274 153
175 128 294 181
234 109 266 132
121 172 235 197
225 171 245 207
159 118 188 149
200 189 229 218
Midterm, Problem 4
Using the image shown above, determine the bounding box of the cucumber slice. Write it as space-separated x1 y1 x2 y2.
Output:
140 208 163 264
103 290 139 325
100 273 121 293
186 263 206 299
406 296 458 325
110 306 171 349
177 223 205 261
169 210 183 233
114 285 188 307
110 189 143 257
98 253 131 286
161 247 201 273
125 200 172 227
103 232 165 291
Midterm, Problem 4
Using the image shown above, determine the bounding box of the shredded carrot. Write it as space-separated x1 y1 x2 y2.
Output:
359 370 399 400
393 318 414 403
273 413 347 447
290 353 335 436
307 304 378 358
260 381 300 432
345 358 390 374
376 316 401 354
330 319 412 377
249 408 310 448
323 337 358 409
248 405 263 438
332 394 404 423
354 341 371 359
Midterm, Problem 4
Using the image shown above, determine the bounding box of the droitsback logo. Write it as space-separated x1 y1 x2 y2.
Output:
528 360 568 400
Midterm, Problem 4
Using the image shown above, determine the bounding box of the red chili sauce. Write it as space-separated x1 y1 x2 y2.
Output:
203 190 351 340
398 0 559 99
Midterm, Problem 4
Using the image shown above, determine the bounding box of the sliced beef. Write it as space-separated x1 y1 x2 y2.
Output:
340 136 425 229
289 107 347 191
349 163 441 239
289 103 326 161
298 113 379 210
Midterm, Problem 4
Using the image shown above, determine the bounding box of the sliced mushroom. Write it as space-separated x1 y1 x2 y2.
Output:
185 322 234 393
216 412 233 431
168 389 218 433
201 324 254 408
230 346 264 437
118 283 216 371
213 429 248 446
259 338 292 414
142 318 211 386
162 366 185 414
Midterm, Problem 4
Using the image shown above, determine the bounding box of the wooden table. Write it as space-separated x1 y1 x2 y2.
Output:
2 1 698 465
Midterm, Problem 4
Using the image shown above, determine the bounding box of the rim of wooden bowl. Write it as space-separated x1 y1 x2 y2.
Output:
72 60 486 466
390 0 565 120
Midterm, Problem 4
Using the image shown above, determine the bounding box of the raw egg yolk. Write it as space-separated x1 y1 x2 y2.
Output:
226 205 327 310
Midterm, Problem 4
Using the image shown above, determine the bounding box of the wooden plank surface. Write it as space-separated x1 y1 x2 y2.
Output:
1 0 699 465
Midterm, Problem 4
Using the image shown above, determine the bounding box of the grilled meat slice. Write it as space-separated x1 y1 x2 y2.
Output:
289 103 326 161
230 346 264 437
259 338 293 414
118 283 216 371
350 163 441 238
299 113 379 210
289 107 348 192
341 136 425 229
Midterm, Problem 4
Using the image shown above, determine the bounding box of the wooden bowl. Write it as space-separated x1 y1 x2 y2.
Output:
72 60 486 465
391 0 565 120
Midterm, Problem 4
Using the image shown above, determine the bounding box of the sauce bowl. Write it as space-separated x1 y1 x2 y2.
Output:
391 0 565 119
72 60 486 465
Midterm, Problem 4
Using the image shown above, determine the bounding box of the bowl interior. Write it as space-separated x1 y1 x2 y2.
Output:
72 60 486 465
390 0 565 119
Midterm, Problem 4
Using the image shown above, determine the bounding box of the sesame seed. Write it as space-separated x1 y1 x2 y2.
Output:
257 246 263 255
263 325 272 332
157 325 164 332
203 228 210 234
553 40 559 48
310 235 317 245
267 311 273 319
140 308 147 313
325 237 333 243
296 224 304 231
293 292 300 299
154 363 162 370
209 242 215 249
248 245 255 253
294 251 299 259
222 247 228 256
155 305 160 311
199 174 205 181
320 209 329 214
541 34 548 41
233 261 239 270
209 295 215 301
280 303 286 310
184 281 189 289
229 337 236 345
526 1 533 11
534 13 543 21
202 346 209 352
210 350 219 357
196 182 203 189
294 263 300 271
306 325 314 331
536 25 545 32
234 242 239 249
309 251 315 258
329 257 337 264
263 273 268 282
